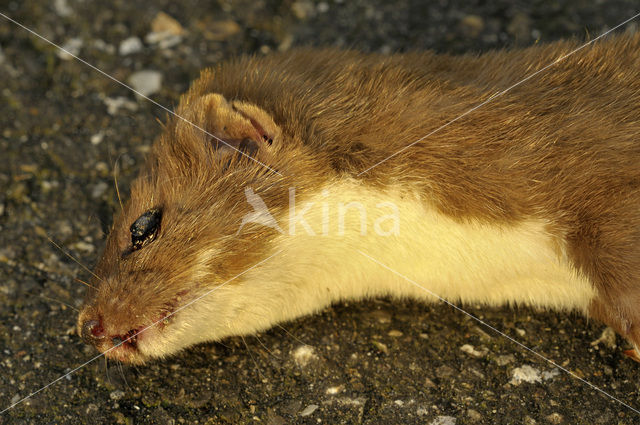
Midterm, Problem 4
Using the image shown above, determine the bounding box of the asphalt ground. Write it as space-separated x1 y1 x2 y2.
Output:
1 0 640 423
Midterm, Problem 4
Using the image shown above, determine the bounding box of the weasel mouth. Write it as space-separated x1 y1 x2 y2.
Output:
108 308 176 353
111 328 142 351
93 290 190 359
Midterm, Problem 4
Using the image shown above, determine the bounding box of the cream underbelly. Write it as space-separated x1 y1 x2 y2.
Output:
237 178 594 319
174 178 597 345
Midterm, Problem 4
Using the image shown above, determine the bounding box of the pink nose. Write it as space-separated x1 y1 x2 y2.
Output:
81 319 106 345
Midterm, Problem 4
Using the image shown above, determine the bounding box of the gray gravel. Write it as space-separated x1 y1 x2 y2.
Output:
1 0 640 423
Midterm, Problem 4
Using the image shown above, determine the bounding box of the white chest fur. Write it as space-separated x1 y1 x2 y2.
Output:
215 179 593 333
149 178 596 356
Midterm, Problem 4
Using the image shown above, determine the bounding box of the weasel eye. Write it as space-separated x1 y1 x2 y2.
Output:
130 208 162 251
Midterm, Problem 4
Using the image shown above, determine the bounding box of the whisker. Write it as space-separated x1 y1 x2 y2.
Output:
75 277 97 290
7 258 97 291
215 339 232 350
254 334 280 360
276 324 309 347
117 361 130 390
46 237 103 282
240 335 265 381
230 306 308 348
113 155 124 213
104 357 111 385
39 294 80 313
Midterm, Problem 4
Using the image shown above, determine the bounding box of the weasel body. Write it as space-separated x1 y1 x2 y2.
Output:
78 35 640 364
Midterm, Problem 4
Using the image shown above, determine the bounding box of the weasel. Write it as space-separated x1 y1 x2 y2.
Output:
77 34 640 365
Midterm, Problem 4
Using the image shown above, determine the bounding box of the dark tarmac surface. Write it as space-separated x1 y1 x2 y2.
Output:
1 0 640 423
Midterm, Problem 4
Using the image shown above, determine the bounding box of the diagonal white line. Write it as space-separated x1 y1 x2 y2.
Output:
357 11 640 176
357 249 640 416
0 249 283 414
0 12 283 177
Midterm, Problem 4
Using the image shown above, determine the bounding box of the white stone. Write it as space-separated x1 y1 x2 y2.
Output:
510 365 541 385
510 364 560 385
430 416 457 425
127 70 163 97
91 181 108 199
325 385 342 395
103 96 138 115
54 0 72 17
119 36 143 55
57 38 83 60
292 345 317 367
109 390 125 401
541 368 560 380
299 404 319 417
460 344 487 358
90 132 104 145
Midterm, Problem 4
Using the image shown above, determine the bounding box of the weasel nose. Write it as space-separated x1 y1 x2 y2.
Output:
81 319 106 344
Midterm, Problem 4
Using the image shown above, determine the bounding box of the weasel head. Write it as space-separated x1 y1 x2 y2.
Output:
77 91 290 364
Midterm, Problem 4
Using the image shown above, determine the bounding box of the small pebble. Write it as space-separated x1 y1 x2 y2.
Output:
460 344 487 358
103 96 138 115
110 390 125 401
368 310 391 323
545 412 563 424
590 327 616 349
430 416 457 425
459 15 484 37
541 368 560 380
151 12 184 36
90 132 104 146
325 385 342 395
157 35 183 50
72 241 95 253
467 409 482 422
292 345 316 367
291 1 315 20
510 365 541 385
85 403 99 415
494 354 515 366
299 404 319 417
91 181 108 199
92 39 116 54
372 340 388 354
435 364 455 379
57 38 83 60
54 0 72 17
127 70 163 97
205 20 241 41
119 36 143 55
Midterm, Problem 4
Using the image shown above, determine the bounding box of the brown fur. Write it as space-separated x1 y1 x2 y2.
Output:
79 33 640 363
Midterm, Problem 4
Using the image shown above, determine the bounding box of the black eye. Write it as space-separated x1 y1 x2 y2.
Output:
130 208 162 251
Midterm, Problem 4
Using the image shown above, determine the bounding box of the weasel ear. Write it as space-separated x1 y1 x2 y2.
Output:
200 93 281 160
